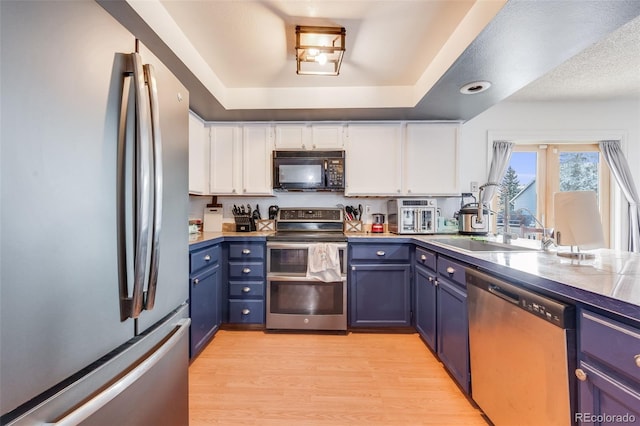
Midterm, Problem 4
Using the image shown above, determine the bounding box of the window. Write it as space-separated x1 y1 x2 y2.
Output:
495 143 610 247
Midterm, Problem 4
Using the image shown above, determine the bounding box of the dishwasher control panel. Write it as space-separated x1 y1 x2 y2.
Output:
467 268 576 329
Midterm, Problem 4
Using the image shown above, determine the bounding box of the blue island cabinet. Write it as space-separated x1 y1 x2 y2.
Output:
576 309 640 425
349 243 411 327
436 256 470 395
189 242 222 359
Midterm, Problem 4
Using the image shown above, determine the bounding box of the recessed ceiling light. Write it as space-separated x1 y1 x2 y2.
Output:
460 81 492 94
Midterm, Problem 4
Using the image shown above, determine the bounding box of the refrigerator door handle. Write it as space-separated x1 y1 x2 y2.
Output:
43 318 190 426
118 52 153 320
143 63 163 311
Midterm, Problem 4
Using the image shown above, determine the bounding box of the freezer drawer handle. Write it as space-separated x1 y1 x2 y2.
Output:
45 318 190 426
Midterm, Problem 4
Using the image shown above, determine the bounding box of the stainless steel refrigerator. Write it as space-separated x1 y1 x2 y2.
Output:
1 2 190 424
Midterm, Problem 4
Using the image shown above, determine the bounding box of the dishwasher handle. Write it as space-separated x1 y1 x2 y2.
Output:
488 284 520 305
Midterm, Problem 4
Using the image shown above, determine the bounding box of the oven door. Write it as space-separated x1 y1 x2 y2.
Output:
267 242 347 276
266 277 347 331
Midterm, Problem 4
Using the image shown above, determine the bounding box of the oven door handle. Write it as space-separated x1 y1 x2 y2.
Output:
267 242 347 250
267 276 347 283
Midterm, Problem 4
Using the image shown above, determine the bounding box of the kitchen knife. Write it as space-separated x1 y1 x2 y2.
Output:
240 205 245 215
358 204 363 221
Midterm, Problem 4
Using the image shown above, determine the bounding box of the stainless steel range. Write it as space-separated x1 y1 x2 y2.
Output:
266 208 347 331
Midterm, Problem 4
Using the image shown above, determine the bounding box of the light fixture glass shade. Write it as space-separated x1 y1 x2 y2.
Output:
554 191 605 258
295 25 345 76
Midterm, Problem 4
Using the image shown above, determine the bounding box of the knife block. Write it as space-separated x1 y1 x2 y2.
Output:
233 215 255 232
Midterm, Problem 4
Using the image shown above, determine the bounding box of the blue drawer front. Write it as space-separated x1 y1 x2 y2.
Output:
580 310 640 383
229 281 265 298
228 261 264 279
228 242 265 260
190 244 220 274
437 256 466 287
229 300 264 323
351 244 410 262
415 247 436 271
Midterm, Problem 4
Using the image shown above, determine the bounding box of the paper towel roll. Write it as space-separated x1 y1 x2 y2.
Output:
554 191 604 249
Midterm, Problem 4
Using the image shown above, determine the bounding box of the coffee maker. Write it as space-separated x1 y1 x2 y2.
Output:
371 213 385 233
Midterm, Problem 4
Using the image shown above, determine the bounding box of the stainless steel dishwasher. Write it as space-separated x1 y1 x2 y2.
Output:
466 268 576 426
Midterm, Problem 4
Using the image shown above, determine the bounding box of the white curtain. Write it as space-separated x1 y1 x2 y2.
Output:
481 141 514 206
599 140 640 252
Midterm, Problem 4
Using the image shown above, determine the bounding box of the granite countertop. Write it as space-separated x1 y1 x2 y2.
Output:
188 230 640 322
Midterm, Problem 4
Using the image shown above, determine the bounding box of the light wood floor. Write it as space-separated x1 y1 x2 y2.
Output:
189 330 487 426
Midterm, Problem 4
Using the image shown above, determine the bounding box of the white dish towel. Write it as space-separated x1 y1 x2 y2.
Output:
307 243 342 282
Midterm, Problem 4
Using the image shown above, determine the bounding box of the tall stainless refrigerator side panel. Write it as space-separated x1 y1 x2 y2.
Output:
0 1 190 424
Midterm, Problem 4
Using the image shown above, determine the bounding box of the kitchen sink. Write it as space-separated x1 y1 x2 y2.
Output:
432 238 540 252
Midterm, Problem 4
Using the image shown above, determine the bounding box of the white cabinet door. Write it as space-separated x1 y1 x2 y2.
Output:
242 125 273 195
404 123 459 195
311 124 344 150
274 124 307 150
345 123 402 196
209 125 241 195
188 112 208 194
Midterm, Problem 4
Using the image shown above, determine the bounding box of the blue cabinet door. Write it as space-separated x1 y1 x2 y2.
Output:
437 277 470 394
189 262 221 358
415 264 437 351
349 264 411 327
577 361 640 425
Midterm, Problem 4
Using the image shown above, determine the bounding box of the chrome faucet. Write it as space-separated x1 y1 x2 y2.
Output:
513 207 555 251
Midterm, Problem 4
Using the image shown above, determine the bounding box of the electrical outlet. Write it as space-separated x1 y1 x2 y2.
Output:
470 181 479 192
365 205 371 214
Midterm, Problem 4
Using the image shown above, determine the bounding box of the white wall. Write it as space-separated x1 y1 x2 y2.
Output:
461 99 640 249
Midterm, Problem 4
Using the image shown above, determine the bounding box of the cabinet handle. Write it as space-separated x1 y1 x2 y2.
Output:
376 251 385 256
242 287 251 293
242 249 251 254
242 268 251 274
408 189 412 193
575 368 588 382
428 276 433 282
312 144 316 149
446 266 455 274
420 254 427 261
302 144 306 149
232 188 237 193
204 255 211 261
193 278 200 285
635 354 640 368
243 188 247 193
241 308 251 315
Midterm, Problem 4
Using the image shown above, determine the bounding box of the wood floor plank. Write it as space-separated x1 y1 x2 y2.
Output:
189 330 487 425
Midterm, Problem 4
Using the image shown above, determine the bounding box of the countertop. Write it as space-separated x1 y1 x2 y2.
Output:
189 230 640 323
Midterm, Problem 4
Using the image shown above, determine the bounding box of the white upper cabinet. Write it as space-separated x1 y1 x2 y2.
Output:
345 123 403 196
241 124 273 195
188 112 209 194
403 123 460 195
274 123 344 150
209 125 241 195
208 123 273 196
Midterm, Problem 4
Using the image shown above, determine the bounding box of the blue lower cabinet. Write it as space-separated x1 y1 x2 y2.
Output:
225 241 266 325
349 264 412 327
189 243 222 359
437 277 470 395
576 309 640 425
414 264 437 351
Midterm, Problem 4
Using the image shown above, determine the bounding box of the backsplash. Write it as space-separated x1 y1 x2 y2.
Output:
189 193 463 224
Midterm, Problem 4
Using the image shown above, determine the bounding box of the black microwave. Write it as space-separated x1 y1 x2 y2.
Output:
273 150 345 192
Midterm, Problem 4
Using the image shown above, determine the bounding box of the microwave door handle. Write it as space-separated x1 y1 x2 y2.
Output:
323 159 328 187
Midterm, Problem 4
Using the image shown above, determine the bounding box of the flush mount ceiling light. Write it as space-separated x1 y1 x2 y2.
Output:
295 25 346 76
460 81 492 94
